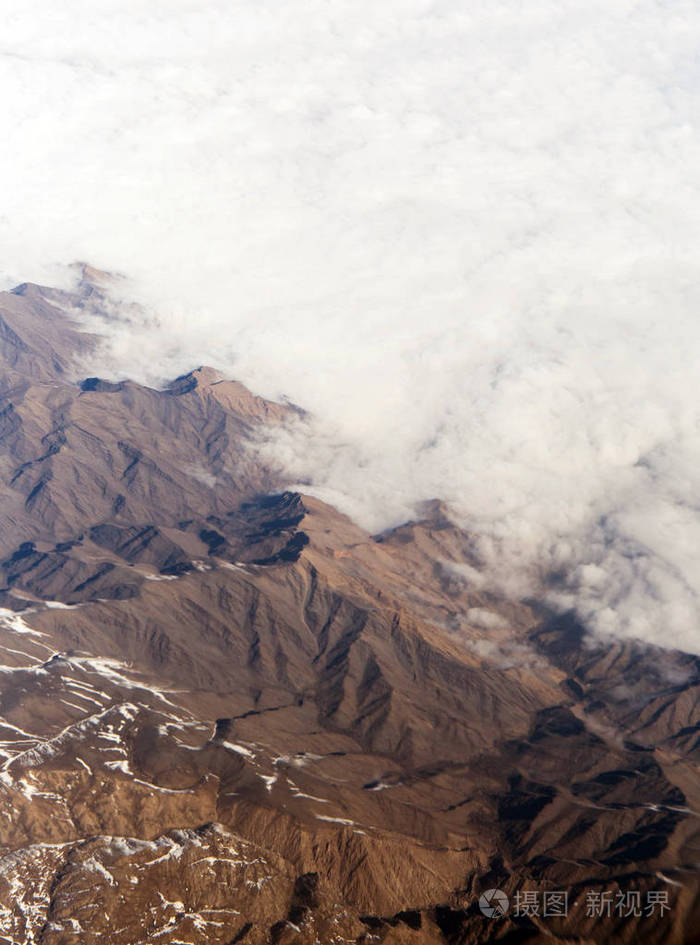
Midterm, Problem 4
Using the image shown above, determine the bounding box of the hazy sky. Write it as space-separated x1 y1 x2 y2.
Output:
3 1 700 652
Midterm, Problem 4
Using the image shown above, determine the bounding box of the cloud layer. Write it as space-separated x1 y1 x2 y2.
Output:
3 1 700 651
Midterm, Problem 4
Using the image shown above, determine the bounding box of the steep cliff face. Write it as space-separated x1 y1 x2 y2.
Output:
1 275 700 945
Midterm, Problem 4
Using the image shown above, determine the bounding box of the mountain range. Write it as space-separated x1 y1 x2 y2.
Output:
1 270 700 944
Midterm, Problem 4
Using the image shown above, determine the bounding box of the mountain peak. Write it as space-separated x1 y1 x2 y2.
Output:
168 365 224 394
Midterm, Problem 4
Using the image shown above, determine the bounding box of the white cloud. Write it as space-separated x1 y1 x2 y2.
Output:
2 1 700 651
466 609 508 631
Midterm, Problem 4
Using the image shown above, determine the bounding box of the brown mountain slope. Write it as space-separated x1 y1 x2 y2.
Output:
1 275 700 944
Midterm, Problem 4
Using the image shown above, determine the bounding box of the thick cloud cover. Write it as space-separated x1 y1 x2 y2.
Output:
3 1 700 651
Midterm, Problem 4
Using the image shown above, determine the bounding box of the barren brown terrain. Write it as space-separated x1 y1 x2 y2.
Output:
1 272 700 944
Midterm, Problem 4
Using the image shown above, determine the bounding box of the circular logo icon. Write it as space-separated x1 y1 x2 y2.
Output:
479 888 509 918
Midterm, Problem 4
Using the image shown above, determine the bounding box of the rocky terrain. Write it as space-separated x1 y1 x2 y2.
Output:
1 271 700 944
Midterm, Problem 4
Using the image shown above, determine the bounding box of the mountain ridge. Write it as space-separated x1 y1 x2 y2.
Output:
1 276 700 944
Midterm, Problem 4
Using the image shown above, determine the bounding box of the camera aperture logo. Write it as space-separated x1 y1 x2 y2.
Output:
479 888 509 918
